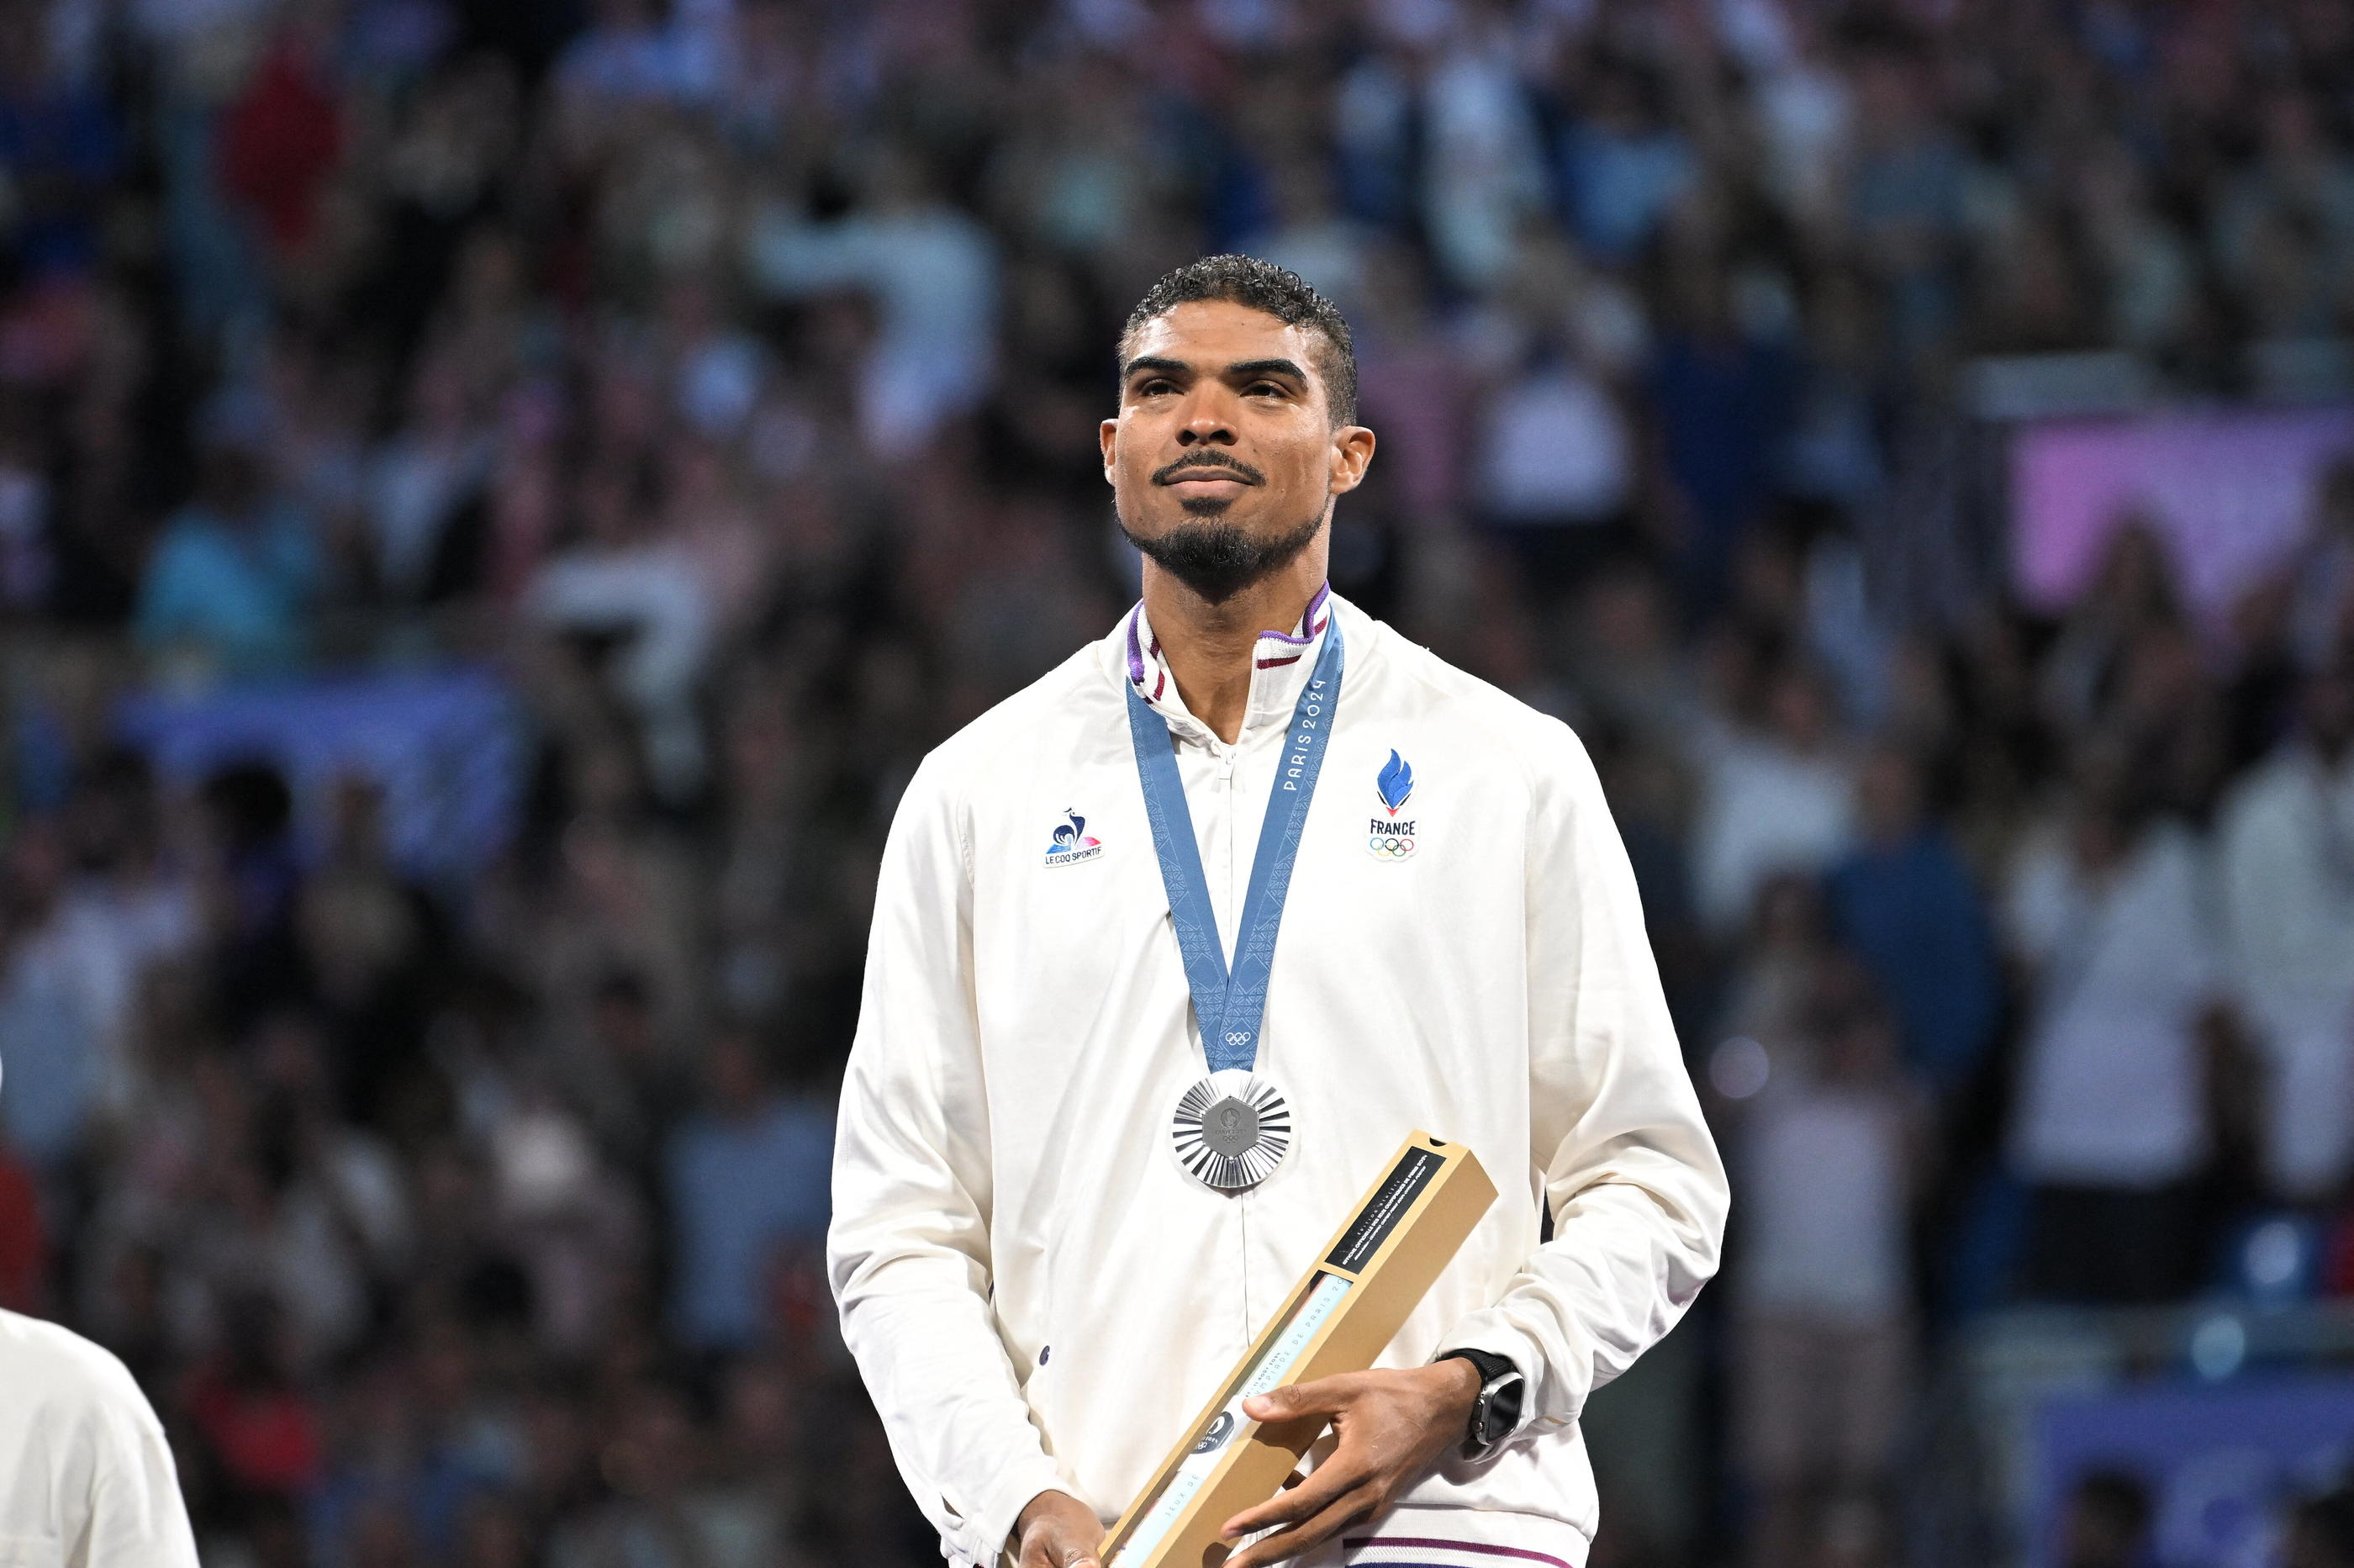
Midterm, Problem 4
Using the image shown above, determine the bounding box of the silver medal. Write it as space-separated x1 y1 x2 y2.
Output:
1170 1068 1291 1191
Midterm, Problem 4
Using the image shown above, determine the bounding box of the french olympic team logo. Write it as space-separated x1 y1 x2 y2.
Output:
1043 810 1103 867
1368 751 1417 861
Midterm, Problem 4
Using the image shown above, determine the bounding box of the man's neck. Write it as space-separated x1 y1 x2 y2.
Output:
1142 560 1325 745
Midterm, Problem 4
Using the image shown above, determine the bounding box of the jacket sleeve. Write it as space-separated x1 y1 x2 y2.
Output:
1436 721 1729 1437
72 1338 200 1568
828 754 1065 1565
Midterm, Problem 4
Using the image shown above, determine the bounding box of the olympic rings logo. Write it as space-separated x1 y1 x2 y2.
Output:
1366 833 1417 860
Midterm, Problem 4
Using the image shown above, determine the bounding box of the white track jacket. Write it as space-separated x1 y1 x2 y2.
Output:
0 1308 198 1567
830 590 1728 1566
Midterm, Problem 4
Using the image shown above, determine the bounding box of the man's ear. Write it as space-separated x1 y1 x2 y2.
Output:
1100 417 1120 483
1327 425 1376 497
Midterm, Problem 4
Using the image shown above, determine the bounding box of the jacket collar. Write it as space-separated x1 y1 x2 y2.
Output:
1111 583 1336 746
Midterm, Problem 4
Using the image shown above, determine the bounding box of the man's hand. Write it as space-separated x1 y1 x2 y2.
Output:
1012 1489 1105 1568
1217 1360 1481 1568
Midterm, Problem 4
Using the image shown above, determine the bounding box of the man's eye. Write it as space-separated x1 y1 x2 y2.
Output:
1247 383 1283 398
1138 379 1174 396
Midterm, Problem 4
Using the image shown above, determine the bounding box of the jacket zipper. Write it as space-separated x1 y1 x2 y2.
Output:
1219 739 1251 1333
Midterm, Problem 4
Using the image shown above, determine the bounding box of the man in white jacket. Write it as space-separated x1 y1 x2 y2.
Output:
829 256 1727 1568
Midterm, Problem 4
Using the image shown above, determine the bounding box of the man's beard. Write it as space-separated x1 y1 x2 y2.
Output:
1117 511 1326 605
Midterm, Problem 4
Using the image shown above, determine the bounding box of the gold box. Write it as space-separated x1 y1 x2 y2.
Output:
1095 1132 1497 1568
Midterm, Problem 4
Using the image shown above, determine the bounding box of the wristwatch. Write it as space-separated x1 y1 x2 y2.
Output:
1436 1348 1525 1460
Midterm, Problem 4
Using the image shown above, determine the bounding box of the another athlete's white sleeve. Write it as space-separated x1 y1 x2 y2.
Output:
0 1310 198 1568
829 754 1063 1566
75 1358 199 1568
1436 723 1729 1437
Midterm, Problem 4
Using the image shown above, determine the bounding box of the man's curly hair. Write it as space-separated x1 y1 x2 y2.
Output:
1118 255 1357 426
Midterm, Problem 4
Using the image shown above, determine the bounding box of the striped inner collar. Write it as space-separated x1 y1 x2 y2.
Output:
1124 583 1333 709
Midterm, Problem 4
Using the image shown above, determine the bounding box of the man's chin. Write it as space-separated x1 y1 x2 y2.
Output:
1177 495 1236 517
1116 510 1325 605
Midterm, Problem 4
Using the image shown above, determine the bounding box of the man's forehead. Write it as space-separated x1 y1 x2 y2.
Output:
1125 299 1316 362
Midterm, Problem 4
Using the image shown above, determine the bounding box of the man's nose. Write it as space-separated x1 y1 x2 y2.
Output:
1176 391 1238 446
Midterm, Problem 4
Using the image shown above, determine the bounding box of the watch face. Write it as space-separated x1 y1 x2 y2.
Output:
1476 1376 1525 1444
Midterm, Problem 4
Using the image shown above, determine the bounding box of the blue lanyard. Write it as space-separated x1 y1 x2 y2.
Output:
1123 610 1346 1074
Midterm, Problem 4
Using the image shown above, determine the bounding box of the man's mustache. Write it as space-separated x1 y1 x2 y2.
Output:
1152 452 1265 485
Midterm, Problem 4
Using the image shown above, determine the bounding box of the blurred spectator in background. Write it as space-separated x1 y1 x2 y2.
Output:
747 145 1000 459
0 1138 44 1314
1560 55 1696 269
1569 560 1706 753
0 817 107 1169
1729 959 1925 1568
552 0 720 119
214 5 346 284
1649 251 1801 621
1826 743 2000 1104
524 461 717 802
2007 744 2224 1304
1692 653 1857 939
2290 462 2354 671
0 0 120 282
136 400 321 682
364 352 498 613
2219 657 2354 1205
1472 326 1636 605
667 1031 831 1354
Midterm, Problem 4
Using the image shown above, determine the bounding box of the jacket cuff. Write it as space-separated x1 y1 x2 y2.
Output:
969 1451 1077 1568
1430 1312 1554 1440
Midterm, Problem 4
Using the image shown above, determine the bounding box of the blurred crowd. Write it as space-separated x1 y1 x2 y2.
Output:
4 0 2354 1565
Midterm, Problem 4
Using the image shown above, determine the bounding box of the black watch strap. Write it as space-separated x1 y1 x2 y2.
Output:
1436 1348 1524 1450
1438 1348 1517 1386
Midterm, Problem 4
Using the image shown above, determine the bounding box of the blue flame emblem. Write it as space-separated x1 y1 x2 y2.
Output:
1376 751 1414 815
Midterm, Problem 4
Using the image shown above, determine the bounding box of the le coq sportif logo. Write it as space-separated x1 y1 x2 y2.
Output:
1043 809 1103 867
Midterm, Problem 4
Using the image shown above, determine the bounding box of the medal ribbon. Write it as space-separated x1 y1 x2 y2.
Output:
1124 609 1346 1074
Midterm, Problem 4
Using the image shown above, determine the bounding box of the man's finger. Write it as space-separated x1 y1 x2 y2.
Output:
1223 1483 1381 1568
1243 1372 1359 1424
1219 1456 1366 1540
1018 1523 1102 1568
